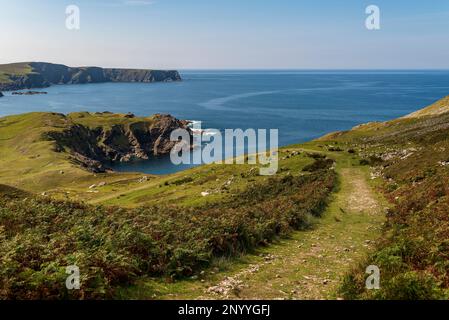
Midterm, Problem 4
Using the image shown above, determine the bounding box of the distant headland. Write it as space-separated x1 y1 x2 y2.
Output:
0 62 181 92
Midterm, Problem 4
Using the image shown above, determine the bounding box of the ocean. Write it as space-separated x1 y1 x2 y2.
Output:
1 70 449 174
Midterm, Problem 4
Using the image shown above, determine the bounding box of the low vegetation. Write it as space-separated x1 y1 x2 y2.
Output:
0 163 336 299
2 95 449 300
0 62 33 83
320 95 449 299
0 112 182 193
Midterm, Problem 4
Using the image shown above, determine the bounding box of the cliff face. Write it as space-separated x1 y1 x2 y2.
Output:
103 68 181 83
0 62 182 91
45 113 192 173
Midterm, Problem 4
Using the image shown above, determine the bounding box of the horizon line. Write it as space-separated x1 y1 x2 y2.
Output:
178 68 449 71
1 61 449 72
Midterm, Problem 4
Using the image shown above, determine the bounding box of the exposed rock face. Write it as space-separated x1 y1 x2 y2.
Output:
103 68 181 83
0 62 182 91
45 113 192 173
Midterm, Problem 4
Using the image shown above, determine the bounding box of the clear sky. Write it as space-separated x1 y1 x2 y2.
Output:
1 0 449 69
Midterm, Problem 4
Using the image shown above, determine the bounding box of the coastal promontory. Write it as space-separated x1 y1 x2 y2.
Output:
0 111 193 193
0 62 182 91
45 112 193 172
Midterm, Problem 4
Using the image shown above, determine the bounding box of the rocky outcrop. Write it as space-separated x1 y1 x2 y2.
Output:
11 91 47 95
45 113 192 173
0 62 182 91
103 68 181 83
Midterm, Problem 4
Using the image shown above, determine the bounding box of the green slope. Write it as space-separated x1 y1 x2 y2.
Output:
0 155 337 299
317 95 449 299
117 148 386 300
1 95 449 299
0 112 154 193
0 62 33 83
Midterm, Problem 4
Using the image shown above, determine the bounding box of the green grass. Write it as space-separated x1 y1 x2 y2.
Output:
2 94 449 300
0 160 336 299
317 96 449 299
0 111 342 299
0 112 154 194
116 147 386 300
67 112 156 129
0 111 309 211
0 111 318 206
0 62 33 83
96 152 314 208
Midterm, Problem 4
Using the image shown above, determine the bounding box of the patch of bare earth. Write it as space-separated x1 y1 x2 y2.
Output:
344 168 381 215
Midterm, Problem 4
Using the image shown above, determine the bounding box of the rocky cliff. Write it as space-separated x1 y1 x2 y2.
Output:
0 62 181 91
45 112 192 173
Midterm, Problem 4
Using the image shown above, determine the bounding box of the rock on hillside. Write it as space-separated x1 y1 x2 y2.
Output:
44 112 193 173
0 62 181 91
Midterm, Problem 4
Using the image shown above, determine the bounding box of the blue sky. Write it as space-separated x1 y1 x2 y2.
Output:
1 0 449 69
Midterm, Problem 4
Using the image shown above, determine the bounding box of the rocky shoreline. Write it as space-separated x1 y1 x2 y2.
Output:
0 62 182 91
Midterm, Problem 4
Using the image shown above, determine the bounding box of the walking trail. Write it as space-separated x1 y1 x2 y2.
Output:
119 161 386 300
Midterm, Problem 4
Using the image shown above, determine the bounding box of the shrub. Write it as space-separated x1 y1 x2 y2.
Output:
359 156 383 166
0 169 337 299
377 271 444 300
302 158 334 172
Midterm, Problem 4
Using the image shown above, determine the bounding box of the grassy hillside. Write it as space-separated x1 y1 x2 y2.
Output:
0 62 33 83
0 112 157 193
0 110 340 299
0 111 317 209
0 156 336 299
404 95 449 118
116 146 386 300
316 95 449 299
1 95 449 299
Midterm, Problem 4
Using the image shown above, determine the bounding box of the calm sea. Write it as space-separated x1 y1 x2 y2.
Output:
1 70 449 174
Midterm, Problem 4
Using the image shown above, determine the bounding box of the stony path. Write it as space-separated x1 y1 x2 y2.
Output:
199 167 385 300
119 165 385 300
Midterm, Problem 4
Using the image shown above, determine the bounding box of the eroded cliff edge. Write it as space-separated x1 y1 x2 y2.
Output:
43 112 193 173
0 62 181 91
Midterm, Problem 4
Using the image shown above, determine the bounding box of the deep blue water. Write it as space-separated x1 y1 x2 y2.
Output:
1 70 449 174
